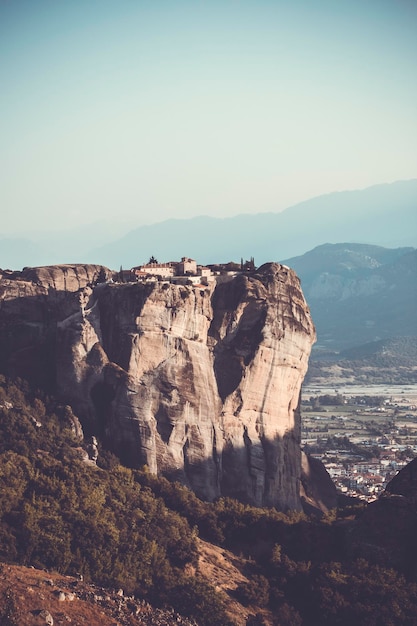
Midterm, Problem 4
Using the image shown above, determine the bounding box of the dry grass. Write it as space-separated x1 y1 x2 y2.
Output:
0 562 193 626
0 542 275 626
197 539 274 626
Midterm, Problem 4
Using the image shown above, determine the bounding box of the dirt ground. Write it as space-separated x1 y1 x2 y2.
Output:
0 541 274 626
0 562 195 626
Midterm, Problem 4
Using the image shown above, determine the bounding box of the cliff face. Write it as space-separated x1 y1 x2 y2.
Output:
0 263 315 510
209 266 314 508
0 265 112 387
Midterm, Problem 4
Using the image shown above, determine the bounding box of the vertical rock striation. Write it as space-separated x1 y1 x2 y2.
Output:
210 264 315 509
0 262 316 510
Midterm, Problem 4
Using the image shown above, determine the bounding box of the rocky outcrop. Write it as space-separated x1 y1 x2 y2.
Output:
300 452 338 515
348 493 417 575
18 264 113 292
0 263 316 511
384 457 417 499
209 265 315 508
0 264 112 388
346 460 417 576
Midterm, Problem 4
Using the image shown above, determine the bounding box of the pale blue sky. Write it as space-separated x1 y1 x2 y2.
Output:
1 0 416 234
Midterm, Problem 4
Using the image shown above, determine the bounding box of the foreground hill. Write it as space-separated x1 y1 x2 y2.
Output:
2 377 417 625
0 376 244 625
0 563 196 626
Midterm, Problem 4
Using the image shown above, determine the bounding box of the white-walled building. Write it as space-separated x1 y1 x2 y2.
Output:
132 257 211 281
133 263 175 279
178 257 197 275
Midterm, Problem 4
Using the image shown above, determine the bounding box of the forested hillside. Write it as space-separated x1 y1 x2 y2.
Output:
1 376 417 625
306 336 417 385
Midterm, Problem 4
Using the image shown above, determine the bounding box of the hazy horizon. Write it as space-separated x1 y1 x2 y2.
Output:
4 177 414 240
1 0 416 235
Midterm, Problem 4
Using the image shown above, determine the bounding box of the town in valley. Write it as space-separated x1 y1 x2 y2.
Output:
301 384 417 502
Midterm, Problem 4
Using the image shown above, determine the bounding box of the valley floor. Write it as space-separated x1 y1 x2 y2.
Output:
301 384 417 501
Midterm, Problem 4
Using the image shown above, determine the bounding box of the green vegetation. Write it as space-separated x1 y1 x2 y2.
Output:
1 375 417 625
304 435 381 460
307 354 417 385
309 394 346 408
0 376 229 625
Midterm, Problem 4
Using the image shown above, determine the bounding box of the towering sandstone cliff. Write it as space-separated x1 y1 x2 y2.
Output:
0 263 316 510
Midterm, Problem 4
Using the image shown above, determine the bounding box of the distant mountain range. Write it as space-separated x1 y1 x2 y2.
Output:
305 335 417 385
0 179 416 270
339 336 417 362
283 242 417 353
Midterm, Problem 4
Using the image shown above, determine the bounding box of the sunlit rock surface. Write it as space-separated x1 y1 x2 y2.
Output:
0 262 316 510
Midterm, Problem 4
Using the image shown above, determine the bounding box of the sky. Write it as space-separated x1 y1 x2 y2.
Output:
1 0 416 235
